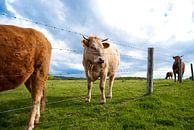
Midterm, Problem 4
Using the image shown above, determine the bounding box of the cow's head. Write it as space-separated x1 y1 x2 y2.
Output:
82 35 109 64
173 56 183 62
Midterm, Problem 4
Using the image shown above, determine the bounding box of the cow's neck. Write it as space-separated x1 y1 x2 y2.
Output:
173 61 179 67
86 62 107 80
87 61 106 71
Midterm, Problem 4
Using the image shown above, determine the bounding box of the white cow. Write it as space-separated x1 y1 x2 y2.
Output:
81 35 120 104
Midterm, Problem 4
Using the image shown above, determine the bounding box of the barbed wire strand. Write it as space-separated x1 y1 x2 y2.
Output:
0 13 84 36
0 98 73 114
0 67 147 77
0 13 148 51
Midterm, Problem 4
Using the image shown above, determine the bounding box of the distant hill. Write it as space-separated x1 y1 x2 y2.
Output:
48 75 146 80
48 75 85 80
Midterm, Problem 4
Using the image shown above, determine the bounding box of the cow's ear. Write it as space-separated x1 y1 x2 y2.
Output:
173 56 175 59
102 42 109 49
82 39 89 47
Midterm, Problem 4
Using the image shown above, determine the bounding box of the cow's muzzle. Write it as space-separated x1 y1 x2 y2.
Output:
97 61 104 64
97 57 104 64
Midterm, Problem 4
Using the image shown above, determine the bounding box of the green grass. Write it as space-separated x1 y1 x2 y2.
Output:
0 79 194 130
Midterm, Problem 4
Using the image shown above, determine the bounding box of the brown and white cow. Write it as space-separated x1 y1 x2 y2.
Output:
0 25 51 130
81 35 119 104
165 72 173 79
172 56 185 82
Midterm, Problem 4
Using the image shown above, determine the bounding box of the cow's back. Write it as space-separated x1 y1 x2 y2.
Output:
105 46 120 74
0 25 51 91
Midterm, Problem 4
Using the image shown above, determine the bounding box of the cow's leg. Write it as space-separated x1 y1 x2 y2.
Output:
26 72 45 130
25 77 46 113
174 72 176 82
100 74 107 104
107 74 115 98
85 80 93 103
40 88 46 112
178 73 180 82
182 71 184 81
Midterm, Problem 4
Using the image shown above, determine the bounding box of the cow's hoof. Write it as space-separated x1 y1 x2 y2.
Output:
100 100 106 104
85 97 91 103
35 119 39 125
25 126 33 130
106 95 112 99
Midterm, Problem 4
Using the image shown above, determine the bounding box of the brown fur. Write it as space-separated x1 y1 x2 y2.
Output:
0 25 51 130
82 36 120 104
172 56 185 82
165 72 173 79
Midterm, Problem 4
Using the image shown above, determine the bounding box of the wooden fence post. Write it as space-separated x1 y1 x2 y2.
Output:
179 59 182 83
147 48 154 94
191 64 194 80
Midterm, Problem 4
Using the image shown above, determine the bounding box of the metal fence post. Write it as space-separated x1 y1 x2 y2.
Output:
147 48 154 94
179 59 182 83
191 64 194 80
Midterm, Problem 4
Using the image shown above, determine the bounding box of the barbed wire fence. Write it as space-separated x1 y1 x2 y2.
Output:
0 12 193 116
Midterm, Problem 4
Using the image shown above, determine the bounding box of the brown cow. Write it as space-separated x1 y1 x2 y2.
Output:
81 35 120 104
165 72 173 79
0 25 51 130
172 56 185 82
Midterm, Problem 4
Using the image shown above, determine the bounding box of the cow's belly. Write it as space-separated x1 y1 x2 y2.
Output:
0 73 31 91
0 48 34 91
0 61 34 91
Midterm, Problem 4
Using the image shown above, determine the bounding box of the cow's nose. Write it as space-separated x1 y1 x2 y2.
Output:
99 57 104 63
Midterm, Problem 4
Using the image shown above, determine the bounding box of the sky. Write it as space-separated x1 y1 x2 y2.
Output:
0 0 194 79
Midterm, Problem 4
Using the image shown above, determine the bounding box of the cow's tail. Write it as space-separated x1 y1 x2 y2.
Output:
40 87 46 112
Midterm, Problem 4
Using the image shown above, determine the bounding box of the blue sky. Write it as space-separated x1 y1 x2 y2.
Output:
0 0 194 79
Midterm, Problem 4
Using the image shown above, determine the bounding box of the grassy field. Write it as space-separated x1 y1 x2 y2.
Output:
0 79 194 130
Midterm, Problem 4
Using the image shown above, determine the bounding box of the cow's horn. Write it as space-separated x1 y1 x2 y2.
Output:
82 35 88 41
102 38 108 42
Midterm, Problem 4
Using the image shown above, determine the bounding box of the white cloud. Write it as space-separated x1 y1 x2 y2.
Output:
126 50 146 60
6 0 67 25
96 0 194 44
5 0 22 17
39 0 66 22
